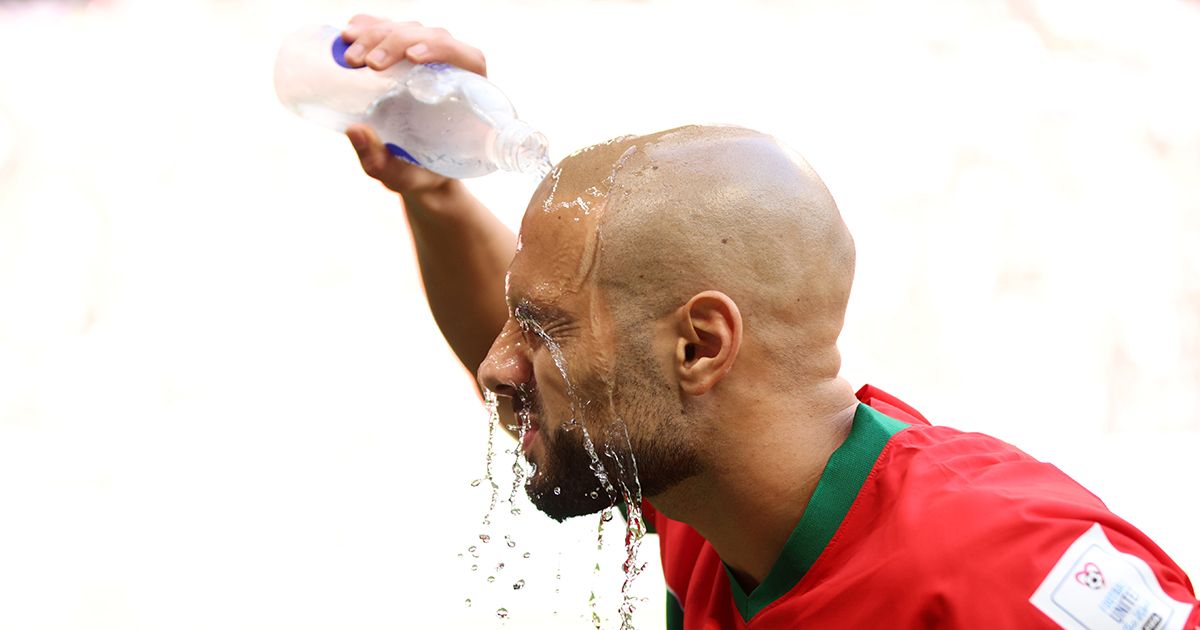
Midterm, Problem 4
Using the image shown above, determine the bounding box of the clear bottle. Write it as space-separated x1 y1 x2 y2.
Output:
274 25 549 179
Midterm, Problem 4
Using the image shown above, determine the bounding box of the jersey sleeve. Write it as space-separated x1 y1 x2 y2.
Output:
1023 519 1198 630
916 504 1198 629
880 427 1198 629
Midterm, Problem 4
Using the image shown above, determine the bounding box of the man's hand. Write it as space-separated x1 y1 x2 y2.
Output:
339 15 488 195
336 15 514 375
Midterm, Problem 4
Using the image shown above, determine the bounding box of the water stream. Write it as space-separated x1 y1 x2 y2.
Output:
468 147 650 628
522 319 647 630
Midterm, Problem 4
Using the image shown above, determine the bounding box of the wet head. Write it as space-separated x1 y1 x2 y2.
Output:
478 134 645 521
478 125 857 522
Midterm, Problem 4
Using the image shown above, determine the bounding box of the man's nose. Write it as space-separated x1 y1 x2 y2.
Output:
477 320 532 396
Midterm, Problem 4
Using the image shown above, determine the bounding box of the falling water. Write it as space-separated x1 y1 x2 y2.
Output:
480 391 502 526
522 319 619 506
589 507 612 629
517 317 647 630
478 147 650 626
604 425 648 628
505 400 533 515
533 155 554 180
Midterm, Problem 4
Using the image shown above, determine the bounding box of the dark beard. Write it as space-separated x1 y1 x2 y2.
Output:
524 402 702 522
525 422 615 522
520 337 703 522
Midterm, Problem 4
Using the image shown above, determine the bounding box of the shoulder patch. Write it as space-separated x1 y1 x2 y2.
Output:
1029 523 1195 630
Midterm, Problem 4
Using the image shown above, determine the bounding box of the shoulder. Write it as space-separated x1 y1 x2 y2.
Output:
879 424 1108 512
861 425 1199 627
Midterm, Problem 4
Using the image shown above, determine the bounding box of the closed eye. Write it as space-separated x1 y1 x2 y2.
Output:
516 301 564 329
514 302 574 346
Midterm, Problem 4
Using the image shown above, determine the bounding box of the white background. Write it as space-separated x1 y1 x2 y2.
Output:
0 0 1197 628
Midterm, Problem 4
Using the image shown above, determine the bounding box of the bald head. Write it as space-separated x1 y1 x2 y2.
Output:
529 125 855 381
484 125 857 516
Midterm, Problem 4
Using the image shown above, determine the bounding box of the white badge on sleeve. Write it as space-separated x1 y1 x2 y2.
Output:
1030 523 1195 630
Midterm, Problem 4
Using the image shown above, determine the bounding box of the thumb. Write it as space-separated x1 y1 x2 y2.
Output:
346 124 376 155
346 124 392 177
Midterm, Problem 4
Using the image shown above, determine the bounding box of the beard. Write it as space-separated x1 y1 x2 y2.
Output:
523 352 702 522
524 420 613 522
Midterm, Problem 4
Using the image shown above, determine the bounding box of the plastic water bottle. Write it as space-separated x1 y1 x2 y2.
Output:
274 25 550 179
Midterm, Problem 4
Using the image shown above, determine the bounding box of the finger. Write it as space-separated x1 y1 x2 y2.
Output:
342 22 396 67
405 31 487 76
346 124 392 179
363 25 441 71
341 14 384 40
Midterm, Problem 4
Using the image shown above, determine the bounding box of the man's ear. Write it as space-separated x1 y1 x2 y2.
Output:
673 291 742 396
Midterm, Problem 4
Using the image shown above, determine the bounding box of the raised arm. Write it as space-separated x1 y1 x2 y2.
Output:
339 16 516 373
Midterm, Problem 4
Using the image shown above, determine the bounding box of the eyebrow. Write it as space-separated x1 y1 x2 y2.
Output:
513 299 570 327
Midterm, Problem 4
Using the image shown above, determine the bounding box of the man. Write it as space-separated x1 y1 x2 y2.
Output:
338 15 1199 628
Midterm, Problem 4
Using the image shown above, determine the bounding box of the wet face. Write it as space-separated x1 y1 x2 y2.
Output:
477 159 702 522
479 182 618 520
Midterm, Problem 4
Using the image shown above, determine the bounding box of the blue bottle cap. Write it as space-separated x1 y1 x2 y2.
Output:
330 35 358 69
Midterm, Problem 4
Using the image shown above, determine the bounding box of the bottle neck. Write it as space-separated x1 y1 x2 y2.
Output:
490 120 550 175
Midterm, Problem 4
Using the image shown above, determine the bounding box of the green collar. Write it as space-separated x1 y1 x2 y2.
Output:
726 404 909 621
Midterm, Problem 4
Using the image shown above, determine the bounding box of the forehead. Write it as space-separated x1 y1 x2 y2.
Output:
507 181 604 310
507 137 647 309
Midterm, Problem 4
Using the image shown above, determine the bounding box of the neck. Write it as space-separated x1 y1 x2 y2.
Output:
648 376 859 591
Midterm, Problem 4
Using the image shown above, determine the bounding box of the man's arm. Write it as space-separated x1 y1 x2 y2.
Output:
400 179 515 373
340 16 516 373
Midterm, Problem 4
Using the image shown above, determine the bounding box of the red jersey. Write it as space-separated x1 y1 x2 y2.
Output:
645 385 1199 629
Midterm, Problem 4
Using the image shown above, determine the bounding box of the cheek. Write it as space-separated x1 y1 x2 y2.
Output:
530 353 573 410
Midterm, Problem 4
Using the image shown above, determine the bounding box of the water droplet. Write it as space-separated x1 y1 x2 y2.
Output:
523 552 531 559
510 507 521 516
496 607 509 619
553 486 561 495
471 564 478 572
479 534 491 543
496 562 505 571
481 391 502 527
602 510 614 522
487 575 495 583
456 553 463 559
589 490 598 499
464 598 472 607
505 536 517 548
470 479 481 487
513 579 525 590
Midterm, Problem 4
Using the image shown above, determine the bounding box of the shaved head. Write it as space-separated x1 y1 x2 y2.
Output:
482 124 858 520
555 125 856 382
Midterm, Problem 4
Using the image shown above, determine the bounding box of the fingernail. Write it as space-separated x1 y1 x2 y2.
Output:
345 43 364 60
367 48 388 65
407 43 429 59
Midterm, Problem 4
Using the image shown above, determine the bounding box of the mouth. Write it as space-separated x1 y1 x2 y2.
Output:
521 421 540 453
512 391 542 454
